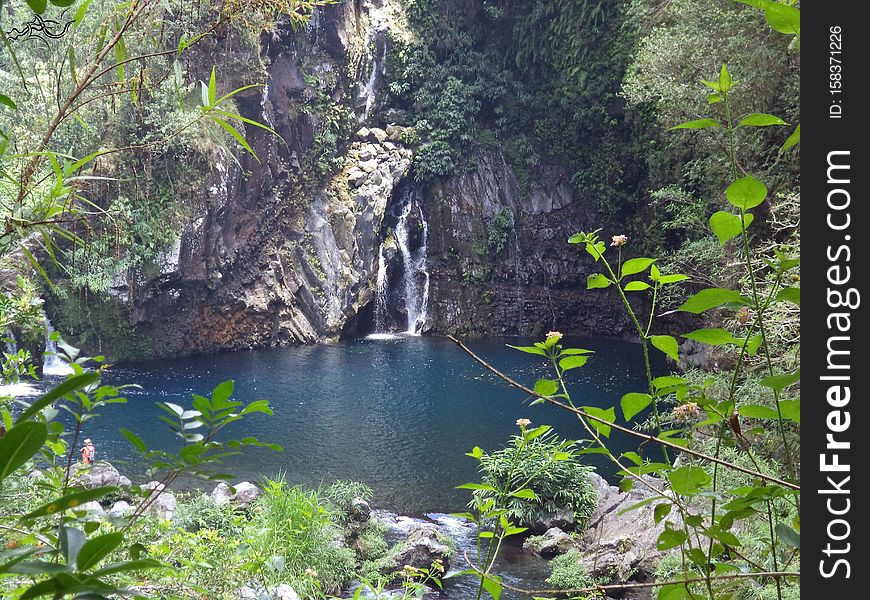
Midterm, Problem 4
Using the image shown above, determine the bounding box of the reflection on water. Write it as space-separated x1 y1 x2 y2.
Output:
40 335 661 514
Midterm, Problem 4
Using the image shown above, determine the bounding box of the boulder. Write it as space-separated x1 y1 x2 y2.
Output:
78 501 106 519
359 159 379 173
350 497 372 522
577 473 675 581
211 481 261 509
369 127 389 143
108 500 133 518
525 527 576 558
239 584 300 600
348 169 367 187
75 462 132 490
391 524 451 572
355 126 371 140
527 507 576 535
140 481 177 520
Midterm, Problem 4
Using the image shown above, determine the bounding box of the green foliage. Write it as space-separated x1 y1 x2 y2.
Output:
246 477 355 596
545 549 597 593
173 493 245 535
472 429 596 529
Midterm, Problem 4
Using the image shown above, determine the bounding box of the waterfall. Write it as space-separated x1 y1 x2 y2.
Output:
358 33 386 122
394 187 430 335
374 244 389 332
43 318 73 376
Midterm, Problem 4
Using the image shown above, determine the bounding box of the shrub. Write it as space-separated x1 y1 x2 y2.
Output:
545 548 597 592
472 429 597 531
173 492 244 535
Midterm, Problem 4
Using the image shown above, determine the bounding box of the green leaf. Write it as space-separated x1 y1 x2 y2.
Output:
779 399 800 424
120 428 147 453
739 405 780 420
621 393 652 422
709 211 754 245
534 378 559 397
668 466 711 496
652 375 687 390
20 487 118 521
59 526 86 566
618 478 634 492
582 406 615 438
677 288 744 313
74 0 94 26
16 372 100 423
781 123 800 153
456 483 499 492
774 287 800 306
585 240 606 261
212 117 257 159
481 574 502 600
26 0 47 13
76 532 123 571
659 583 693 600
91 558 163 577
776 523 800 548
49 0 77 6
658 274 689 285
760 369 800 392
507 344 547 356
650 335 679 361
558 356 588 371
587 273 611 289
208 66 217 106
511 488 538 500
738 113 787 127
621 257 656 277
725 176 767 210
653 503 672 525
657 525 688 550
0 94 16 110
683 328 737 346
240 400 272 416
0 422 48 482
523 425 551 442
765 2 800 35
670 118 720 130
624 281 651 292
211 380 235 408
718 64 733 92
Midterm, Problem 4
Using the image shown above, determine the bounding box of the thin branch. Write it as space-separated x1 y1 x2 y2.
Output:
446 335 799 491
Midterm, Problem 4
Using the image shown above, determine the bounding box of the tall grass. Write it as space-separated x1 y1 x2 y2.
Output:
247 475 355 598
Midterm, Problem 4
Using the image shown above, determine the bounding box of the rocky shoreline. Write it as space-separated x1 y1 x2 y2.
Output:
52 461 671 599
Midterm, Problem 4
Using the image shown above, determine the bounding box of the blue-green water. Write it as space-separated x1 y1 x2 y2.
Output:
75 335 662 514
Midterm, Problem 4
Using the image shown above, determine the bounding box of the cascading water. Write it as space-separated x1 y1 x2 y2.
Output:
43 318 73 376
373 244 389 332
357 32 386 122
394 186 430 335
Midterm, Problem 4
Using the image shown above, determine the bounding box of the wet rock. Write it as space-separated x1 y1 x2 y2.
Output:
528 507 576 534
390 524 451 572
525 527 576 558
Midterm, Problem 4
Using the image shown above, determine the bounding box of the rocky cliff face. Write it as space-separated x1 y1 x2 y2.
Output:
57 0 635 358
423 150 635 337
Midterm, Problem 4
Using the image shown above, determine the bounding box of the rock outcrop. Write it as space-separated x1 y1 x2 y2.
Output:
211 481 262 509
